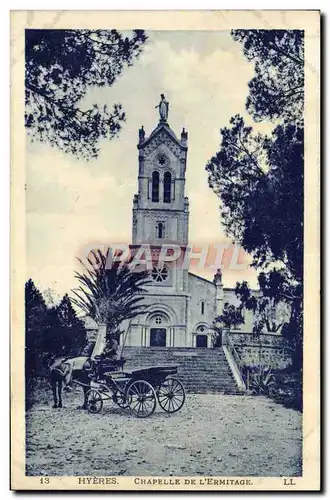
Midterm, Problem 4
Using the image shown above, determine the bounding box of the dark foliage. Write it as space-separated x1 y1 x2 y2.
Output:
25 29 147 159
25 280 87 408
212 303 244 347
206 30 304 369
231 29 304 125
216 302 244 330
235 273 300 335
271 368 303 412
25 279 48 380
242 365 302 411
281 298 303 370
43 294 87 357
206 117 303 283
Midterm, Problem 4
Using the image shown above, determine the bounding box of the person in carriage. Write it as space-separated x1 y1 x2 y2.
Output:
93 332 122 382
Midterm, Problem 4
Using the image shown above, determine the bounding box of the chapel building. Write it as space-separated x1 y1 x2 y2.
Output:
125 103 254 349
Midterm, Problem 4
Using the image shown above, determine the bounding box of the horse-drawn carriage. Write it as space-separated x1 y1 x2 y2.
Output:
84 356 186 418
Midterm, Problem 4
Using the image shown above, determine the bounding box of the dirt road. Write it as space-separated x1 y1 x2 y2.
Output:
26 389 302 477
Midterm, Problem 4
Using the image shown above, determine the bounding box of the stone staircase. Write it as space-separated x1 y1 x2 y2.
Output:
121 347 242 394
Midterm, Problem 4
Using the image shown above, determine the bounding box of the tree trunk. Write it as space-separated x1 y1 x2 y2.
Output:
91 323 107 359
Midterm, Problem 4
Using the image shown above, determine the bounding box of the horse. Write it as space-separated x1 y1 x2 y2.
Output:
49 358 70 408
49 356 93 409
48 332 123 409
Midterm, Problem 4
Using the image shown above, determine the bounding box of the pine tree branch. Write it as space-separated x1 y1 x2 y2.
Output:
268 39 304 66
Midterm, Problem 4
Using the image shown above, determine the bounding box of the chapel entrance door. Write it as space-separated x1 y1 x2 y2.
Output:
150 328 167 347
196 334 208 348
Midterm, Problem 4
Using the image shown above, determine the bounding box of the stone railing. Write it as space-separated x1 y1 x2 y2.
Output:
222 330 246 392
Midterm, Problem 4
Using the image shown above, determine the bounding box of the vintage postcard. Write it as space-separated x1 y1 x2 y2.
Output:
11 10 320 491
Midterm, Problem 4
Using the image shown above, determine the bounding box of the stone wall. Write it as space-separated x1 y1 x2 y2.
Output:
229 332 293 370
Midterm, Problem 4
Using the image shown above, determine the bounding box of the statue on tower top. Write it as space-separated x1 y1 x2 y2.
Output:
155 94 169 123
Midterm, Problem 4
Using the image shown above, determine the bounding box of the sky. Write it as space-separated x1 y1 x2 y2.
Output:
26 30 272 298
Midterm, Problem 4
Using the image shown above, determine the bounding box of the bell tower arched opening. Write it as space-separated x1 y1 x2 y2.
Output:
151 171 160 202
163 171 172 203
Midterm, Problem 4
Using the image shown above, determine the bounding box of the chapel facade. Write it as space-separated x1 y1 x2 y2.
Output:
124 99 255 349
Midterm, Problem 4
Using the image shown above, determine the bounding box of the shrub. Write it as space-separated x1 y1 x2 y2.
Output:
249 366 276 395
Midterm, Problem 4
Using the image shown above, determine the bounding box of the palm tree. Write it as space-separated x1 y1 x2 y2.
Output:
71 249 150 338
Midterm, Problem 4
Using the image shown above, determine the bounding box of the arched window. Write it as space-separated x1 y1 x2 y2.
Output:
163 171 172 203
152 171 160 202
201 301 205 315
156 222 165 239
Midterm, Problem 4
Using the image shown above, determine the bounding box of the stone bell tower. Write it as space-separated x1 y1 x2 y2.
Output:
126 97 224 350
130 95 190 301
132 100 189 248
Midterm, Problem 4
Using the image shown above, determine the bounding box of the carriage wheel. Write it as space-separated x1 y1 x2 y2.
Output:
158 377 185 413
113 390 129 409
86 389 103 414
126 380 157 418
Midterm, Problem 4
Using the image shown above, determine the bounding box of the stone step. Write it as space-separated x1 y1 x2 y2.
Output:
123 347 240 394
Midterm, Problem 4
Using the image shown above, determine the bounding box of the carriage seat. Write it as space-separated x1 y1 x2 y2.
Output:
92 356 126 381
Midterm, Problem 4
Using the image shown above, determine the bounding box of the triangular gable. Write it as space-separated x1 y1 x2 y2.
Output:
139 124 185 158
140 123 184 149
148 123 179 143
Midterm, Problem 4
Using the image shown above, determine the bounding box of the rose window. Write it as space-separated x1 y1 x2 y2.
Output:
156 154 168 167
151 265 169 283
